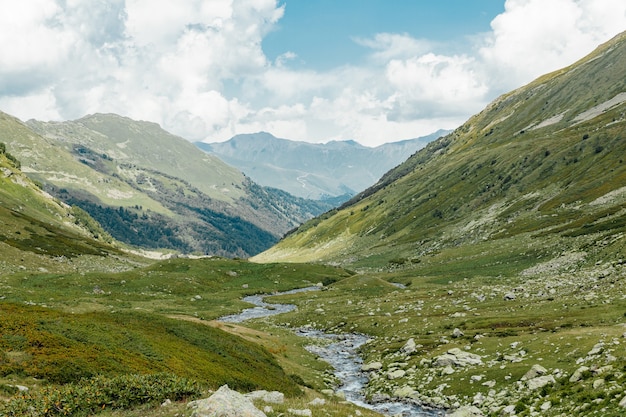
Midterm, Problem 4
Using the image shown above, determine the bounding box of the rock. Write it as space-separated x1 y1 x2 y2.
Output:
361 361 383 371
452 328 464 338
393 385 416 398
320 389 334 397
540 401 552 411
448 405 484 417
401 338 418 354
619 395 626 408
521 364 547 380
588 342 604 356
288 409 312 417
441 365 455 375
503 292 516 301
245 390 284 404
592 379 605 389
526 375 556 390
188 385 266 417
569 366 590 382
501 404 516 415
161 399 172 407
434 348 482 367
308 398 325 406
387 369 406 380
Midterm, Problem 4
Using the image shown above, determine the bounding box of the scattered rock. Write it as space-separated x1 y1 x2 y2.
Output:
503 292 516 301
308 398 326 406
434 348 482 367
387 369 406 380
188 385 266 417
448 405 484 417
441 365 455 375
569 366 590 382
501 404 516 415
540 401 552 411
288 409 312 417
401 338 418 354
592 379 605 389
452 328 464 338
587 342 604 356
361 361 383 371
526 375 556 390
245 390 284 404
521 364 547 380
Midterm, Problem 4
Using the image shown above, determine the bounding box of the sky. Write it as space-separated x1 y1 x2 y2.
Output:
0 1 625 147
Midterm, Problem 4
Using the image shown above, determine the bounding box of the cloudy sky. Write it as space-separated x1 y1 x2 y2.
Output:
0 0 624 146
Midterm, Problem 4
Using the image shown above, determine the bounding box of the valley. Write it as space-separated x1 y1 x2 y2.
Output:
0 27 625 417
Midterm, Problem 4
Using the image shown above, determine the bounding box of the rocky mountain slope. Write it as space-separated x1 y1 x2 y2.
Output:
196 130 447 200
2 113 330 257
255 31 626 267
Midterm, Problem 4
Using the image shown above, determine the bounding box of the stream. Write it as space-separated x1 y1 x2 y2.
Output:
218 287 445 417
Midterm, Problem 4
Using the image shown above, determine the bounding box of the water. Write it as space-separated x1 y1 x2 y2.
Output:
218 288 444 416
218 286 320 322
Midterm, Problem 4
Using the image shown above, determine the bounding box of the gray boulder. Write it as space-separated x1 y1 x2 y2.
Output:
434 348 482 367
188 385 266 417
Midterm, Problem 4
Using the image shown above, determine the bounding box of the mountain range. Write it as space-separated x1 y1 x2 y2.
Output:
3 113 331 257
196 130 447 200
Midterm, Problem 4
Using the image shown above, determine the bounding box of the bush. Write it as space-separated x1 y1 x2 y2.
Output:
0 373 202 416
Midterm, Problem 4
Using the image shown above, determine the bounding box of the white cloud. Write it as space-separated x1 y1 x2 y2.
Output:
0 0 624 147
354 33 433 62
479 0 626 91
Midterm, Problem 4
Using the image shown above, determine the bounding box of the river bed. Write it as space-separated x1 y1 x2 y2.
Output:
218 287 444 417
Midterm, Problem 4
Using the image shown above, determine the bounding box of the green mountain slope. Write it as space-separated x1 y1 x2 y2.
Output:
0 135 141 274
254 31 626 267
2 113 330 257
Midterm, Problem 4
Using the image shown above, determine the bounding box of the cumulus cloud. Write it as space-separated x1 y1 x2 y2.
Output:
0 0 624 147
479 0 626 92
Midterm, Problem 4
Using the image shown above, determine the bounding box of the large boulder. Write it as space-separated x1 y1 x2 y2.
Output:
188 385 267 417
434 348 482 367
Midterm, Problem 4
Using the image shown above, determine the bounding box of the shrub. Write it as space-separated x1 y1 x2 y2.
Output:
0 373 202 417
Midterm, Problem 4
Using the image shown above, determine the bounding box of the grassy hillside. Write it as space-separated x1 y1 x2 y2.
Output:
254 31 626 267
3 112 329 257
0 257 355 415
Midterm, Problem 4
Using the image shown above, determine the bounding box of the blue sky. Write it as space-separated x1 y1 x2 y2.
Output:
263 1 505 70
0 0 624 146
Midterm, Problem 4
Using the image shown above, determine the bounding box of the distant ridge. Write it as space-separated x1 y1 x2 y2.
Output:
196 130 448 200
2 113 331 257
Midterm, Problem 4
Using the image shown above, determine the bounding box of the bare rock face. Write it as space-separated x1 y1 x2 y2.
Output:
188 385 267 417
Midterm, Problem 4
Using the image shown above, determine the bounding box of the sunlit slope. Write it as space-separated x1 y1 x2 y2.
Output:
3 112 328 256
0 142 135 274
27 114 246 202
254 31 626 266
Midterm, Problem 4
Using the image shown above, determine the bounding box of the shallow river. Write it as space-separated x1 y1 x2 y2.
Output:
219 287 444 417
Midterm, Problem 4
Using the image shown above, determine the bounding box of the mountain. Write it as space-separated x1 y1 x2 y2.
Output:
254 31 626 267
0 123 138 274
196 130 448 200
2 113 331 257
